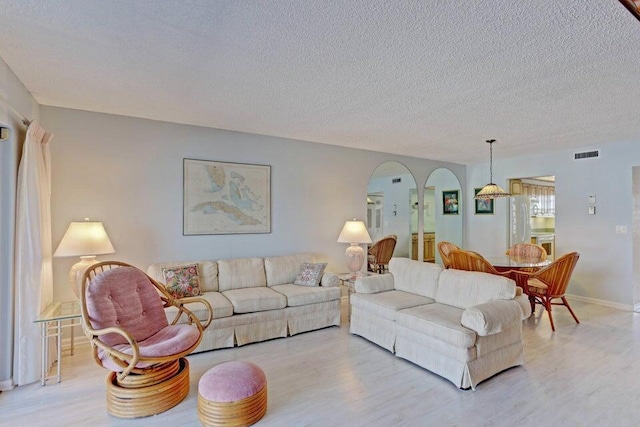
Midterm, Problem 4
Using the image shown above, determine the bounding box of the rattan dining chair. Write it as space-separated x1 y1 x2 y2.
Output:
367 235 397 273
511 252 580 331
437 241 460 269
448 249 512 278
80 261 212 418
505 243 548 262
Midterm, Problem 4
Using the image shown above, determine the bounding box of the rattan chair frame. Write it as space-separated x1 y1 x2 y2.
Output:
505 243 548 262
448 249 513 278
437 241 461 269
511 252 580 331
367 235 397 273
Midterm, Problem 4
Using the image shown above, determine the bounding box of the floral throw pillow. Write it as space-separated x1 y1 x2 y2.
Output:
294 262 327 287
161 264 201 298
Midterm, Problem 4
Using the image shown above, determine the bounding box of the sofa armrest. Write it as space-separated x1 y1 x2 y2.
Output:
461 299 522 336
355 274 395 294
320 271 339 287
514 292 532 320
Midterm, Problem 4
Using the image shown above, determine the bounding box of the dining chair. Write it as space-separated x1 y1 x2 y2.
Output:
511 252 580 331
80 261 212 418
437 241 460 269
505 242 548 262
367 234 397 273
448 249 512 278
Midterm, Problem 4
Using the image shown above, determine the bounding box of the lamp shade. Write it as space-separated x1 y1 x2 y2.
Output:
54 220 115 257
475 183 510 199
337 220 372 244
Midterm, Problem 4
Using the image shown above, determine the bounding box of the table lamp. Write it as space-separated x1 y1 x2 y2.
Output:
337 218 372 279
53 218 115 298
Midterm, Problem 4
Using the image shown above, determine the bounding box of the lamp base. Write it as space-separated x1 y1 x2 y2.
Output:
345 244 365 278
69 256 99 299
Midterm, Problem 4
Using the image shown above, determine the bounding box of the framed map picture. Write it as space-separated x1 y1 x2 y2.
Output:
183 159 271 235
442 190 459 215
474 188 494 215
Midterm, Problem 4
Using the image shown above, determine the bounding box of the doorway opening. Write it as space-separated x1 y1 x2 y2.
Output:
508 176 556 260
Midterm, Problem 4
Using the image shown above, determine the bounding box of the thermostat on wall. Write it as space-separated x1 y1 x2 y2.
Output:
588 195 596 204
588 206 596 215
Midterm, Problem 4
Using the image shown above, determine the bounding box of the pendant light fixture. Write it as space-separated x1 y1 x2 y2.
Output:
475 139 511 199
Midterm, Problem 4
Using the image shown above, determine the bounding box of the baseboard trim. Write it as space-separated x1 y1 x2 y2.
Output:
62 335 90 350
566 293 633 312
0 379 14 391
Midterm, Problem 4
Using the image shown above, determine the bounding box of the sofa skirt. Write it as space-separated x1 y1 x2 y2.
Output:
395 329 525 390
285 300 340 336
192 321 235 353
349 306 397 352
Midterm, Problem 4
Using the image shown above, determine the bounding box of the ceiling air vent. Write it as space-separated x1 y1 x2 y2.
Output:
392 177 402 184
573 149 600 161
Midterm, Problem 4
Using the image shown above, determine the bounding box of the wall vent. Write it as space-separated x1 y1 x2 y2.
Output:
392 177 402 184
573 149 600 160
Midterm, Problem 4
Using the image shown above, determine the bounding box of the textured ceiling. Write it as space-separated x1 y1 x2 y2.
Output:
0 1 639 164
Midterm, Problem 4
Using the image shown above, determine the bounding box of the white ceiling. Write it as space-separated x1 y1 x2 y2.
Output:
0 1 639 164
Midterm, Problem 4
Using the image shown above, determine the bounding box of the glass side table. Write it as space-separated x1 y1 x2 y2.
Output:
338 273 378 320
33 300 82 385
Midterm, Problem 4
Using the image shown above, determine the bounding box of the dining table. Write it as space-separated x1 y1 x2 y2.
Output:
484 255 551 294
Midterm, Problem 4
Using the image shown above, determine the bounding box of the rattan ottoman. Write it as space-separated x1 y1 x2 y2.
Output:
198 361 267 427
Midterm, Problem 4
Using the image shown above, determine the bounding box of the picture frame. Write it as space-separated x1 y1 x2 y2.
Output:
442 190 459 215
183 158 271 235
474 188 494 215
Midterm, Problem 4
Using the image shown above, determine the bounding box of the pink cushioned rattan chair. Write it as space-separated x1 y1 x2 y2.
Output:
80 261 212 418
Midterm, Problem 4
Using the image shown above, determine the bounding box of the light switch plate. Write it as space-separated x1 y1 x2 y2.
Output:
0 127 8 141
588 195 596 204
588 206 596 215
616 225 628 234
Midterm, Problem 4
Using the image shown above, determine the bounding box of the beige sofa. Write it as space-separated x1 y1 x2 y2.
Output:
147 253 341 353
350 257 531 390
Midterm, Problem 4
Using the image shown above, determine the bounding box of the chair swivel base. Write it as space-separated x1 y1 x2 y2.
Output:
106 357 190 418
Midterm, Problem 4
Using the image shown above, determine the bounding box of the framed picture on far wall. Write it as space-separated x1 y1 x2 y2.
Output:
442 190 459 215
474 188 494 215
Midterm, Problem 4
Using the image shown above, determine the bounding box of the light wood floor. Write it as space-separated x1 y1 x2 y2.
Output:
2 300 639 426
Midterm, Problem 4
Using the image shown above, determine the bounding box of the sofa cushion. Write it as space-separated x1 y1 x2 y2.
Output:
351 290 434 321
389 257 442 299
222 287 287 313
435 269 516 309
271 284 341 307
293 262 327 287
396 303 477 349
165 291 233 322
218 257 266 291
264 253 316 286
147 260 218 292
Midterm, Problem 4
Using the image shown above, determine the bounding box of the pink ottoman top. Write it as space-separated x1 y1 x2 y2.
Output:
199 361 266 403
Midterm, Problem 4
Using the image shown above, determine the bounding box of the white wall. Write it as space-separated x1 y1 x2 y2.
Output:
467 141 640 308
0 57 40 389
42 106 466 302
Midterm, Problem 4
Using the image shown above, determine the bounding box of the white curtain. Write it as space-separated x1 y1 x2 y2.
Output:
13 121 53 386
